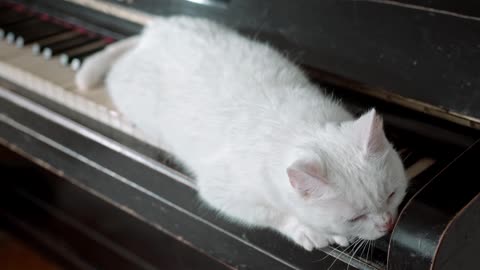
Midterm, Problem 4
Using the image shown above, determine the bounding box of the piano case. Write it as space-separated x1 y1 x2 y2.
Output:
0 0 479 269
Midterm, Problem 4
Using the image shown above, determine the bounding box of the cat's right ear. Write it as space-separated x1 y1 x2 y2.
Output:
352 109 388 154
286 159 330 198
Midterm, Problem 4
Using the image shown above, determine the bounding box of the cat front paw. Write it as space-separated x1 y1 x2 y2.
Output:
331 235 349 247
279 217 328 251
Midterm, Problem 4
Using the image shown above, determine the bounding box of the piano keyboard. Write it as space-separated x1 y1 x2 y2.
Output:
0 3 153 141
0 3 436 182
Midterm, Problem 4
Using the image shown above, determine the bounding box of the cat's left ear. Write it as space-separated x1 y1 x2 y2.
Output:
286 158 330 198
352 109 388 154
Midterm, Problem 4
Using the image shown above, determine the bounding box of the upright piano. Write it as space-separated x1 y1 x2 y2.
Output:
0 1 478 269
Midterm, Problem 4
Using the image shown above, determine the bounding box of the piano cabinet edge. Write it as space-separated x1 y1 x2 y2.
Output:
0 76 479 269
2 119 479 270
0 149 234 270
388 140 480 270
0 93 328 270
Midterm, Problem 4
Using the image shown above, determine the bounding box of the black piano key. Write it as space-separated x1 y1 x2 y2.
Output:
59 39 109 66
15 21 68 47
4 19 42 44
42 35 99 59
69 47 106 71
32 31 82 55
0 14 35 39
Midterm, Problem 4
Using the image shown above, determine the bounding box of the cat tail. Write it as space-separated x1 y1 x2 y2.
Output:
75 36 140 91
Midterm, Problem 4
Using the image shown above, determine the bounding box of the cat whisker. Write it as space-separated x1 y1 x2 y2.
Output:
402 151 413 162
313 238 358 263
360 239 369 262
347 239 365 270
371 240 376 261
333 239 363 270
313 250 332 263
325 239 360 270
368 240 373 261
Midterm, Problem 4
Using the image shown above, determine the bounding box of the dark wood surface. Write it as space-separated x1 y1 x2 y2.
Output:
1 74 479 269
61 0 480 123
0 229 62 270
388 141 480 270
0 86 353 270
12 0 480 126
1 1 480 269
0 164 233 270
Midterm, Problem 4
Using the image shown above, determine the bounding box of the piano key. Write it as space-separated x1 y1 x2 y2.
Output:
0 38 142 141
3 50 76 87
70 56 89 71
4 19 42 43
67 47 104 70
0 34 441 183
406 158 435 180
42 36 99 59
0 40 24 59
15 22 68 47
59 39 109 66
32 31 82 55
0 51 118 121
0 18 36 39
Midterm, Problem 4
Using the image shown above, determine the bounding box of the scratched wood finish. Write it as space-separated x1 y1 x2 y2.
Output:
0 230 62 270
0 74 479 269
16 0 480 126
1 1 479 269
395 0 480 18
388 141 480 270
0 165 232 270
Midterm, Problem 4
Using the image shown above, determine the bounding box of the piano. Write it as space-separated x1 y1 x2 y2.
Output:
0 0 478 269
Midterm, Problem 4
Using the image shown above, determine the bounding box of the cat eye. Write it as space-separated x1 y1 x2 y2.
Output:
348 214 366 222
387 191 396 203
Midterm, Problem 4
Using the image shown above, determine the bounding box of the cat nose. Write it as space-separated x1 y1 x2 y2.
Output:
381 214 395 232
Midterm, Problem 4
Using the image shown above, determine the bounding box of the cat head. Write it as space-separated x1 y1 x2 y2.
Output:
287 109 407 241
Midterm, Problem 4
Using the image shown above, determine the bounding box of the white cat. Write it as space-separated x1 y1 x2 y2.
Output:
76 16 408 251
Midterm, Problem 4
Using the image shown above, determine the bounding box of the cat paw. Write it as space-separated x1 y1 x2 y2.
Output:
279 217 328 251
331 236 349 247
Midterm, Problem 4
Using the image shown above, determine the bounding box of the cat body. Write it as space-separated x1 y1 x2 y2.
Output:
76 16 407 250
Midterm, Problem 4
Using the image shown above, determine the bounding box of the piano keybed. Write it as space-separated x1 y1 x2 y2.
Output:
0 3 149 142
0 2 448 268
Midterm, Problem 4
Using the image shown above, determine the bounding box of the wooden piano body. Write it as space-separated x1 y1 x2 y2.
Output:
0 0 479 269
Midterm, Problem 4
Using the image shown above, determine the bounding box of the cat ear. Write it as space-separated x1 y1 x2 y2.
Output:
353 109 387 154
286 159 329 198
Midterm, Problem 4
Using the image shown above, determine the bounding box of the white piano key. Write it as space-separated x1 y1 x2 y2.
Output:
0 40 154 147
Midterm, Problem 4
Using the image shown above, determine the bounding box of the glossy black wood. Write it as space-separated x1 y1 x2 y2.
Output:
388 141 480 269
6 0 480 125
396 0 480 17
42 35 98 59
0 5 34 27
0 85 356 270
59 40 109 66
12 0 139 39
30 0 480 122
32 31 82 55
0 161 233 270
0 1 479 269
15 19 67 47
0 71 477 270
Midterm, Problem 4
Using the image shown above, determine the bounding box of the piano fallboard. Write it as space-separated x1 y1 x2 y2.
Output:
13 0 480 128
